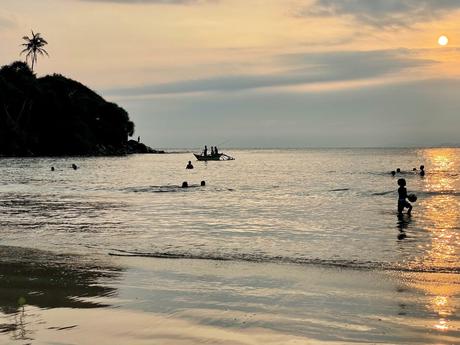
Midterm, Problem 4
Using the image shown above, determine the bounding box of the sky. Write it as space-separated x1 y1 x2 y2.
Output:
1 0 460 148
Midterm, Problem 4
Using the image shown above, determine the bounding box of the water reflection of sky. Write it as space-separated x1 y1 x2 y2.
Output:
398 149 460 333
1 149 460 341
0 246 121 342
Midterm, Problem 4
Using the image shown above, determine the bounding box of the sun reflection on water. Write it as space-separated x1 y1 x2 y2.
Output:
403 148 460 332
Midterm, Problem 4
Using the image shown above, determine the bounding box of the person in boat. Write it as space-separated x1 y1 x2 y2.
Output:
420 165 425 177
186 161 194 169
203 145 208 157
397 178 412 215
210 146 215 156
214 146 218 155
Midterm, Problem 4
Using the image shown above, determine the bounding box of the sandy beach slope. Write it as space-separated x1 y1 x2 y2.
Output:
0 246 459 344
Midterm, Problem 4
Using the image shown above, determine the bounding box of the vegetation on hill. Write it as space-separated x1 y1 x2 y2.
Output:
0 61 146 156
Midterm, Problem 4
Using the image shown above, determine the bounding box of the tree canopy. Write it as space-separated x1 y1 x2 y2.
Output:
0 61 136 156
21 31 49 71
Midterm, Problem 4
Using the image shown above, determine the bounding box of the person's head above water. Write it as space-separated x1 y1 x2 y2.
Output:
397 178 406 187
413 168 417 171
391 171 396 176
51 167 55 171
396 168 401 173
182 181 188 188
420 165 425 170
200 180 206 186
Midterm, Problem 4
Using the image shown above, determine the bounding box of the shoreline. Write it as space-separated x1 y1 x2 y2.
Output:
1 245 459 344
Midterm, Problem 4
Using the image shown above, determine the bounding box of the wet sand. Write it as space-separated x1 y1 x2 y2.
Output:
0 246 459 344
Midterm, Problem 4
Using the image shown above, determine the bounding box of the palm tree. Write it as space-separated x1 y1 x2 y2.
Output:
20 31 49 71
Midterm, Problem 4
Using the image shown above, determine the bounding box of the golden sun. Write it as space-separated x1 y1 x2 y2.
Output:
438 35 449 46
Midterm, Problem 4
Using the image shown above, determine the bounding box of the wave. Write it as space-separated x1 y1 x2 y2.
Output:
371 190 460 197
108 249 460 275
122 185 204 193
372 190 394 196
416 190 460 197
122 185 236 193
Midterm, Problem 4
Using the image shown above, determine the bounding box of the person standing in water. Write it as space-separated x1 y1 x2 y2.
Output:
420 165 425 177
186 161 194 169
397 178 412 215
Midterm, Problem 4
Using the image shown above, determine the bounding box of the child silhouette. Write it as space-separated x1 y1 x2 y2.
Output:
397 178 412 215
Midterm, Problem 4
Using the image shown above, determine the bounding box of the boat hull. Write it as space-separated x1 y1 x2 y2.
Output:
194 153 234 161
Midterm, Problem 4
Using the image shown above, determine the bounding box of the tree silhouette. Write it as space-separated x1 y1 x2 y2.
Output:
20 31 49 71
0 61 137 156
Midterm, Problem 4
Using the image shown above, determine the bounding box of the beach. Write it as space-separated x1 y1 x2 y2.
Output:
3 0 460 342
1 245 459 344
0 148 459 344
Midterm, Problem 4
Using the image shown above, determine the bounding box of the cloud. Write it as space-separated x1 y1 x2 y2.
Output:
120 77 460 148
303 0 460 29
0 15 15 29
106 49 435 96
77 0 210 4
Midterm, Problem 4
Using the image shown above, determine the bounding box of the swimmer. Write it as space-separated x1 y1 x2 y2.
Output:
71 164 78 170
391 170 396 176
186 161 194 169
200 180 206 186
51 167 55 171
182 181 188 188
420 165 425 177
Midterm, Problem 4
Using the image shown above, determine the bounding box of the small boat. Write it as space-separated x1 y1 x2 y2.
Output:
194 153 234 161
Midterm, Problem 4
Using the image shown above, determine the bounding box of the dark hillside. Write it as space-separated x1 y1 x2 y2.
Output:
0 61 139 156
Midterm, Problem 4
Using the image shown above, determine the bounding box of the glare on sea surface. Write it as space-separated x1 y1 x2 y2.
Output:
438 35 449 46
404 149 460 332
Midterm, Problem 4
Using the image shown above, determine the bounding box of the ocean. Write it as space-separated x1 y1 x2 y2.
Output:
0 148 459 344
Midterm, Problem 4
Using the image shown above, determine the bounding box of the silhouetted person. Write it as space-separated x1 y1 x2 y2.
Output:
214 146 218 155
210 146 214 156
420 165 425 177
51 166 55 171
72 164 78 170
200 180 206 186
391 170 396 176
182 181 188 188
138 136 140 143
186 161 194 169
397 178 412 215
203 145 208 156
396 168 401 173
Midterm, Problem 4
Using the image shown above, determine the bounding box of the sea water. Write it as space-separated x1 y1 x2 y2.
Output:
0 148 459 274
1 148 460 344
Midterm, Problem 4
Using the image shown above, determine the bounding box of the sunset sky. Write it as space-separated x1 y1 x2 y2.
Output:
1 0 460 148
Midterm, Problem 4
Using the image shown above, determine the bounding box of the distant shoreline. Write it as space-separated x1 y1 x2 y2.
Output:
1 146 459 158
